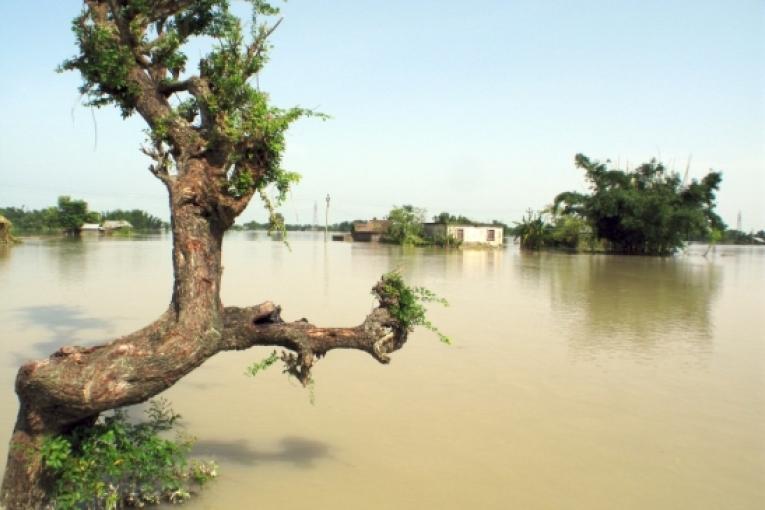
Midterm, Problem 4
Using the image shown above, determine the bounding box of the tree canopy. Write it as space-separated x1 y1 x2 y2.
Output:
552 154 724 255
432 212 476 225
60 0 317 224
385 205 426 245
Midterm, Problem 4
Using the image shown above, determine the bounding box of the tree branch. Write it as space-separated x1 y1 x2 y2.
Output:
13 282 409 431
245 17 284 67
222 303 406 383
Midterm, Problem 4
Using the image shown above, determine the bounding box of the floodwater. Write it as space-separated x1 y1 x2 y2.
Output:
0 233 763 509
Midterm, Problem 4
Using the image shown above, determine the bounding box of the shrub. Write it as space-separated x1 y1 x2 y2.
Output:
40 399 217 509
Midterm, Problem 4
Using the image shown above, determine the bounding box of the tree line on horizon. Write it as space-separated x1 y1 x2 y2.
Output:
0 197 168 235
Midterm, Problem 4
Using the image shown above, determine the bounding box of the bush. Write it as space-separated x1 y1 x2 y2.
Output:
40 399 217 509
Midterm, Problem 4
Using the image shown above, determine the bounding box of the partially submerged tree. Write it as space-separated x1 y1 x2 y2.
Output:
57 196 100 235
1 2 435 508
385 205 426 245
553 154 724 255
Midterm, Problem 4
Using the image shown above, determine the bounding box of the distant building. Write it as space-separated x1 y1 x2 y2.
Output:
423 223 504 247
102 220 133 231
80 223 102 232
351 219 390 242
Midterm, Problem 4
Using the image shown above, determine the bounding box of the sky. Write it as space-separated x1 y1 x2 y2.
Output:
1 0 763 229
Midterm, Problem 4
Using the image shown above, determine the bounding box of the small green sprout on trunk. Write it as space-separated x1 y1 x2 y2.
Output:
40 399 217 509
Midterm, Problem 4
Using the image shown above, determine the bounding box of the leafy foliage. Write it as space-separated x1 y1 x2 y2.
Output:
57 196 97 235
373 271 451 344
245 350 279 377
60 0 323 222
384 205 426 245
40 399 217 509
241 220 357 232
0 201 167 235
552 154 725 255
0 206 60 235
512 210 550 250
511 209 591 251
432 212 476 225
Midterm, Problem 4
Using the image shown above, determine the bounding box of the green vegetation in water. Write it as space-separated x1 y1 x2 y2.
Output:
373 271 451 344
40 399 217 509
1 199 168 235
511 153 728 256
383 205 427 246
512 210 593 251
101 209 167 231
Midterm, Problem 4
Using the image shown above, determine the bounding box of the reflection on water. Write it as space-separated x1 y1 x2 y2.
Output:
54 238 88 281
10 305 113 365
193 437 330 468
0 234 762 510
542 254 721 356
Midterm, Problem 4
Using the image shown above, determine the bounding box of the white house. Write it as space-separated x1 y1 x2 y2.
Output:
422 223 504 247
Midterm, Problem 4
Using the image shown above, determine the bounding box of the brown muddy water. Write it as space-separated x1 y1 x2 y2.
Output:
0 233 763 509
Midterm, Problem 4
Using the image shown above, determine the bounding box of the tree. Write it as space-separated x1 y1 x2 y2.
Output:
553 154 724 255
385 205 426 245
0 3 430 507
512 210 550 250
432 212 475 225
56 196 95 235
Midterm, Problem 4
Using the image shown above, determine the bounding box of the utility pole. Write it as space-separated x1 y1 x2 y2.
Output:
312 201 318 232
737 211 742 232
325 194 330 241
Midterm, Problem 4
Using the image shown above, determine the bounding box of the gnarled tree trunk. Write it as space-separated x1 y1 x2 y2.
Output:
1 3 416 507
0 162 408 508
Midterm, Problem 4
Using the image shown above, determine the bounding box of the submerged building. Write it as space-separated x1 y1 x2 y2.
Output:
351 219 390 242
422 223 504 247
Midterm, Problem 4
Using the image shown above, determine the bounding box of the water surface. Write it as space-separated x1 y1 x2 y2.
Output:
0 234 762 509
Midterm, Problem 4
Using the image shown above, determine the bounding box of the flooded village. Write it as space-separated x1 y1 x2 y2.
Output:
1 1 763 509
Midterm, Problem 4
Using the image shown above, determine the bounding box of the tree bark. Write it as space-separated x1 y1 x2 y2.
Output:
0 162 408 509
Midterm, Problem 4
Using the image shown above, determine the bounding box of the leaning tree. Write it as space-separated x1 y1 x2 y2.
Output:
1 2 431 507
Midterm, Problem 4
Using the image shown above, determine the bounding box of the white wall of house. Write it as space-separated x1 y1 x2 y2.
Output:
422 223 504 246
446 225 503 246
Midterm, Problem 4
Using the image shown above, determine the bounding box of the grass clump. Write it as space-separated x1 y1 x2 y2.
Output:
40 398 217 509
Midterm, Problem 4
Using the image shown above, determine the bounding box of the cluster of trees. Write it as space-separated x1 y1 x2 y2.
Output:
239 218 356 232
0 198 167 235
711 229 765 245
513 154 727 256
1 197 99 235
384 205 428 245
512 210 591 251
101 209 168 231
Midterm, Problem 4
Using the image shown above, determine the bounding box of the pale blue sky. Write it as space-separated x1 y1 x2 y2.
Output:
1 1 763 229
